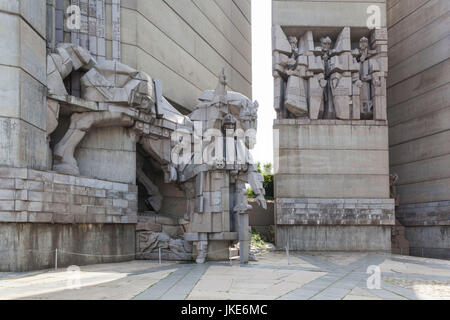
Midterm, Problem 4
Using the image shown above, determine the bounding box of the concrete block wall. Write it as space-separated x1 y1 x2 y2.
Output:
272 1 393 251
387 0 450 259
273 120 394 251
0 167 138 271
274 120 391 199
0 167 138 224
120 0 252 111
0 0 48 170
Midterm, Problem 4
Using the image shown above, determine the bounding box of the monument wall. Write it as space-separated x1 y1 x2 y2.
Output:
120 0 252 112
0 0 258 271
0 0 48 169
272 0 395 251
387 0 450 259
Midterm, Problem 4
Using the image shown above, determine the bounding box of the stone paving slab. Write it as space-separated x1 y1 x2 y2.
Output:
0 252 448 300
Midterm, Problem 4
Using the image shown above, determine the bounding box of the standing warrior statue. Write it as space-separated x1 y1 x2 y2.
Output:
180 70 266 264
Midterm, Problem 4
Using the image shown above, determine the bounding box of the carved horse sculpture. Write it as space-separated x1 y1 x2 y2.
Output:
47 43 188 182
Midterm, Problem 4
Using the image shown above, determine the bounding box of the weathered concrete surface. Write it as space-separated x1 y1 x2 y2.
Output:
2 252 449 300
120 0 252 110
387 0 450 260
276 226 392 251
75 127 137 184
0 223 135 272
273 0 387 28
0 4 47 170
0 167 138 225
274 121 391 199
249 199 274 226
405 227 450 260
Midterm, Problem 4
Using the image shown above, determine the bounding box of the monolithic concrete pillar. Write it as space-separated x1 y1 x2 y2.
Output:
0 0 48 170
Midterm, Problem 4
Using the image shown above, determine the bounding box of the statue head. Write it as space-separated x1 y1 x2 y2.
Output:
359 37 369 50
288 36 298 51
320 37 332 51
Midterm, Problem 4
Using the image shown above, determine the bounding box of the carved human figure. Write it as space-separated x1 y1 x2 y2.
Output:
316 36 338 119
355 37 375 119
284 36 309 117
52 57 155 175
272 27 388 121
272 26 292 119
180 70 266 264
354 32 388 120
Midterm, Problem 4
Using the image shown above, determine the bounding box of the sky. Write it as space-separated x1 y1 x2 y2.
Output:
251 0 276 166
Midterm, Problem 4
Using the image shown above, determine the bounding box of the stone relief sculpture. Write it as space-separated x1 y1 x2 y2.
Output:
273 26 388 121
138 232 192 261
390 173 400 207
178 70 267 264
137 154 163 212
47 44 186 179
46 45 265 264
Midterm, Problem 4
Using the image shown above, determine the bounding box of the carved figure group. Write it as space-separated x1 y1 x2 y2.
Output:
273 26 388 121
46 44 266 264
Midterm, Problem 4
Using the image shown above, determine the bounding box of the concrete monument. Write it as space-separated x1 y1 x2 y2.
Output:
272 2 394 252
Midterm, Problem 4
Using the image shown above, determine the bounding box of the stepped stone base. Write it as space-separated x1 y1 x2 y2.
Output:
0 167 138 271
275 198 395 251
0 223 136 272
391 219 410 256
396 201 450 260
276 225 392 251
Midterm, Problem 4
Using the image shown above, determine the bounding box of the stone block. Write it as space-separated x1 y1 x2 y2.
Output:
276 225 391 251
28 191 52 202
0 201 15 211
0 118 47 170
53 193 69 203
0 178 15 189
0 189 15 200
0 212 17 222
87 206 107 215
136 221 162 232
113 199 128 208
162 225 184 238
26 181 44 192
275 122 389 150
28 212 53 223
28 169 53 182
75 145 136 185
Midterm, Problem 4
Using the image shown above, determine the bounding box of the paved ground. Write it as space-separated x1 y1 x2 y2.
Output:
0 252 449 300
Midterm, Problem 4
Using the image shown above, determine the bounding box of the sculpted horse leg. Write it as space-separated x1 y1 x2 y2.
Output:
53 111 134 175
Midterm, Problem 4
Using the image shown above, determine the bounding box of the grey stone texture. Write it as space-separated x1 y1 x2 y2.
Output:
276 225 392 251
273 26 388 121
387 0 450 259
276 198 395 226
273 0 387 28
136 213 192 261
0 167 138 225
119 0 252 111
0 1 48 170
274 120 391 199
406 226 450 260
0 222 135 272
272 1 393 252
